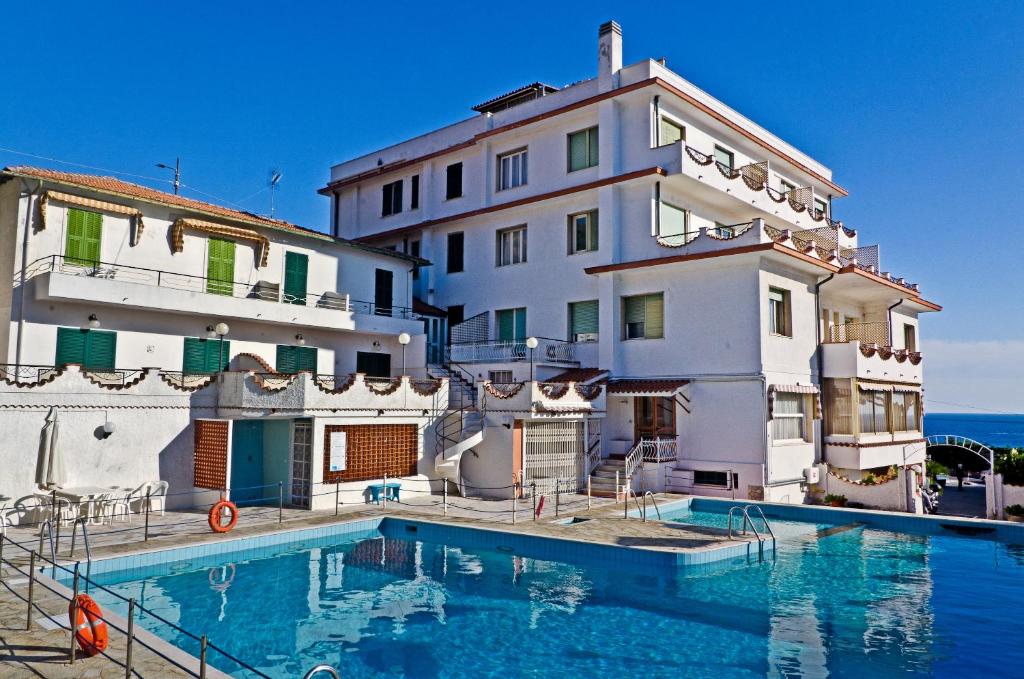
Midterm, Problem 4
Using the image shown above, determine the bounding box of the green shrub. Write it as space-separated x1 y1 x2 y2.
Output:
997 449 1024 486
824 494 847 506
862 473 877 486
1006 504 1024 517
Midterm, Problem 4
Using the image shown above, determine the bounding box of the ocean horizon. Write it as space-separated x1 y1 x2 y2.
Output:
924 413 1024 449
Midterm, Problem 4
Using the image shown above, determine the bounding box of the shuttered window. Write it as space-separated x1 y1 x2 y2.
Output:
622 293 664 340
569 300 599 341
567 126 599 172
283 251 308 305
277 345 317 374
183 337 231 373
659 117 685 146
206 238 235 295
496 307 527 341
65 208 102 266
55 327 116 370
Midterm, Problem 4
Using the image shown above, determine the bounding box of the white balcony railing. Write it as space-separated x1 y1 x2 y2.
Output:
448 338 576 364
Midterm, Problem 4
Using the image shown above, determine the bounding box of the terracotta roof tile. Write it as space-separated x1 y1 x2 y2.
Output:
605 378 690 395
546 368 608 384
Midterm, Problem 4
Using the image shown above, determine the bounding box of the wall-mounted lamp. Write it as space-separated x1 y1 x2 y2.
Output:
101 418 116 439
86 314 101 330
206 325 217 339
372 340 382 350
295 334 305 346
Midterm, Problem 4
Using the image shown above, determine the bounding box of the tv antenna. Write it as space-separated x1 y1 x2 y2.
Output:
269 169 283 218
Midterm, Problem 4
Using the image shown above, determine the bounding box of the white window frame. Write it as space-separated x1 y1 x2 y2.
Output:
714 145 734 170
488 370 514 384
497 148 528 191
496 225 528 267
657 115 685 147
568 210 598 254
768 287 792 337
772 393 810 443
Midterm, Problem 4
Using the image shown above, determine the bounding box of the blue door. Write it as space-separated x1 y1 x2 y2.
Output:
230 421 264 505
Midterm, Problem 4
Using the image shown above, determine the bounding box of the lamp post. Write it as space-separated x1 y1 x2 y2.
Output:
525 336 539 382
398 332 411 376
156 158 181 195
214 322 230 372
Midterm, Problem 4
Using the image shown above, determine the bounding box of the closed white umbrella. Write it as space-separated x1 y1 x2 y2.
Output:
35 408 66 489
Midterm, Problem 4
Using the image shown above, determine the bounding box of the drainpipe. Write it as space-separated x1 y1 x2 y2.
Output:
813 274 835 465
886 299 903 347
652 95 661 147
15 179 41 371
653 181 661 235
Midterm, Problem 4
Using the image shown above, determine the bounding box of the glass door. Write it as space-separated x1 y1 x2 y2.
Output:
290 419 312 508
634 397 676 442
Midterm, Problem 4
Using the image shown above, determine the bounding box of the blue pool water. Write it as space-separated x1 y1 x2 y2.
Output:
78 510 1024 678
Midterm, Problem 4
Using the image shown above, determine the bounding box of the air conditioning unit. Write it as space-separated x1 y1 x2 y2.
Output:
574 333 598 343
803 467 821 484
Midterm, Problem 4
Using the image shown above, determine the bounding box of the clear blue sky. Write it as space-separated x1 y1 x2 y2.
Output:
2 2 1022 410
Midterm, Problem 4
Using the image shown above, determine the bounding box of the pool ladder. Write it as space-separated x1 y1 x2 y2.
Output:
303 664 341 679
727 505 777 562
624 489 661 522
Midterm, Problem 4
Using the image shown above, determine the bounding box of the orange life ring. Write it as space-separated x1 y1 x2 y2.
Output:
68 594 108 657
208 500 238 533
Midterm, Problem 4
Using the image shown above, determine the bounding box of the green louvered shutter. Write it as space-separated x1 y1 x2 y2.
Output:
183 338 207 373
570 300 599 339
206 339 230 371
283 252 308 305
65 208 102 266
645 294 664 339
588 127 599 167
276 345 297 374
514 308 527 340
206 238 235 295
497 310 514 341
56 327 87 366
84 330 116 370
295 346 317 373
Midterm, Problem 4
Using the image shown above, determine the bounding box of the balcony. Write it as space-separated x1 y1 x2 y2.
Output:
821 340 922 384
26 255 421 334
447 338 577 365
478 379 605 415
826 321 890 346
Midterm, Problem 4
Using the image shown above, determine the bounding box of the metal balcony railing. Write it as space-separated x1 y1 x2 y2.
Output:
446 338 576 364
0 364 144 385
827 322 890 346
23 255 419 319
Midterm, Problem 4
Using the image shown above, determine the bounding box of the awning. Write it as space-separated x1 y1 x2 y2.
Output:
857 383 893 392
171 218 270 267
546 367 609 384
39 191 146 245
892 384 922 393
768 384 822 420
605 378 689 396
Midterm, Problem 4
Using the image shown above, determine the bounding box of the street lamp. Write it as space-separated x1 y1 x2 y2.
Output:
156 158 181 195
398 332 411 376
214 322 230 372
525 336 539 382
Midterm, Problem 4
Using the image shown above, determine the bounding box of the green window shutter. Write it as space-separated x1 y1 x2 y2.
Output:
514 308 526 340
276 345 298 374
589 210 599 251
496 310 514 341
296 346 317 372
570 301 599 337
82 210 102 264
206 339 230 372
283 252 308 305
645 294 664 339
206 238 236 295
65 208 102 266
84 330 116 370
183 338 207 373
569 131 587 171
56 327 87 366
588 127 599 167
624 296 645 326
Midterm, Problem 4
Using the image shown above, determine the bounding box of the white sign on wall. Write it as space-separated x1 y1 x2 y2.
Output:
329 431 347 472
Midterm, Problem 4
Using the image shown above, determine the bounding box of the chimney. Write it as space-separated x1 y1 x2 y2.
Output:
597 20 622 92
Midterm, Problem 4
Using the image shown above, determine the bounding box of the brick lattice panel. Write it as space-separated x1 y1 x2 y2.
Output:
323 424 418 483
193 419 228 489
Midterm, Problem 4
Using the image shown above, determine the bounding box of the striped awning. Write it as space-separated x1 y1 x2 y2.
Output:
892 384 922 393
768 384 822 420
171 218 270 267
858 383 893 392
39 190 146 245
605 378 689 396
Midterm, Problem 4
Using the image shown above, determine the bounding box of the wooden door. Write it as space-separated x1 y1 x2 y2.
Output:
634 397 676 442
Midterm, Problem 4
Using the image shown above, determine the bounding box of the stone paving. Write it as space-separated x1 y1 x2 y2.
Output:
0 491 745 677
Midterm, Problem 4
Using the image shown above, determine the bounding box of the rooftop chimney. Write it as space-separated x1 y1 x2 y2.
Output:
597 20 622 93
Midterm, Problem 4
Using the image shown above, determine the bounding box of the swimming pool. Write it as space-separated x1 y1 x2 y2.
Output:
73 509 1024 678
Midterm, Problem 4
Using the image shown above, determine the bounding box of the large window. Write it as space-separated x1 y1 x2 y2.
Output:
658 117 685 146
65 208 102 266
772 393 808 442
496 225 527 266
496 307 527 341
904 324 917 352
622 293 664 340
658 201 689 238
381 180 403 216
276 344 318 374
568 210 598 254
447 232 464 273
859 388 889 434
446 162 463 200
567 126 599 172
497 148 528 190
892 391 920 432
813 197 827 219
206 238 236 296
569 300 599 342
55 327 116 371
356 351 391 378
768 287 791 337
824 378 854 435
714 145 734 170
183 337 230 373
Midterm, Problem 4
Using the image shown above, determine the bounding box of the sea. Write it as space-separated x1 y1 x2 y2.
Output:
924 413 1024 449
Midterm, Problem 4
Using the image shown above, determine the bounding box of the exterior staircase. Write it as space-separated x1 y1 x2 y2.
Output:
430 362 485 493
427 363 476 406
589 455 626 499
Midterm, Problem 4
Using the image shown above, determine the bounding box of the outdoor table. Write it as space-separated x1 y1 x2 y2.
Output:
53 486 118 524
367 483 401 504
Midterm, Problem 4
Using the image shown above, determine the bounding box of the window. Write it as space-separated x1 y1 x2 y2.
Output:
768 288 791 337
381 180 403 217
568 210 598 254
622 293 664 340
892 391 920 432
447 232 465 273
904 324 917 353
64 208 102 266
55 327 116 371
567 126 599 172
859 389 889 434
497 148 528 190
446 163 463 200
283 251 308 305
356 351 391 378
694 470 730 487
183 337 230 373
569 300 599 342
489 370 514 383
496 307 527 341
410 175 420 210
206 238 236 296
713 222 735 238
714 145 734 170
813 197 827 219
824 378 853 435
780 179 796 195
276 345 317 374
496 225 527 266
374 269 393 316
772 393 808 441
658 117 684 146
658 202 689 238
409 240 420 280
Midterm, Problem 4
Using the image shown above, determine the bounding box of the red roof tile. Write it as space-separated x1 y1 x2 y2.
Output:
546 368 608 384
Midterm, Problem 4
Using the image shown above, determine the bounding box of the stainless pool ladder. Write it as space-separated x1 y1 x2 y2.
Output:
69 517 92 564
727 505 776 562
642 491 661 522
303 664 341 679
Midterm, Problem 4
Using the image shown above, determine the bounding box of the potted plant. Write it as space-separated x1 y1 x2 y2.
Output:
1005 505 1024 523
824 493 847 508
862 473 877 486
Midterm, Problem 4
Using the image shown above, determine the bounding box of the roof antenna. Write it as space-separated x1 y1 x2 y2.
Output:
269 169 283 218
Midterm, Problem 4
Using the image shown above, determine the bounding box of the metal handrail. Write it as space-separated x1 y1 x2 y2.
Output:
69 518 92 563
38 520 57 568
727 505 771 562
745 504 776 544
303 665 341 679
642 491 661 521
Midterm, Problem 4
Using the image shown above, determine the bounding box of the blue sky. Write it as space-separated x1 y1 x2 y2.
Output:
2 2 1021 410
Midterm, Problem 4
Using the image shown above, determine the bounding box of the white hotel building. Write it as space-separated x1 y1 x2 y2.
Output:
321 21 940 504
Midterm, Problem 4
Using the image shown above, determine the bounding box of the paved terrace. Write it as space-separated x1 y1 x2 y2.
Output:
0 491 753 677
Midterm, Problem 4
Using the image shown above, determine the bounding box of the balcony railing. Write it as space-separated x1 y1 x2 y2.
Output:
447 338 576 364
24 255 419 319
0 364 148 385
827 322 890 346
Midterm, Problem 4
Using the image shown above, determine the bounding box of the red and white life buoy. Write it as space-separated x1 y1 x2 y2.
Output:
69 594 109 657
208 500 238 533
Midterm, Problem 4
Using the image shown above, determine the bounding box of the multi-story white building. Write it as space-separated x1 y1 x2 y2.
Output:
0 166 450 511
320 21 940 505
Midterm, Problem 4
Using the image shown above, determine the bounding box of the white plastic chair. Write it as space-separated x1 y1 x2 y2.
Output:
147 481 168 516
110 490 134 524
126 482 151 514
91 493 114 525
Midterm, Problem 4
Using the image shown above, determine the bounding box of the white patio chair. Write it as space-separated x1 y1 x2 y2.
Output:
147 481 169 516
126 483 151 514
91 493 115 526
109 490 134 524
